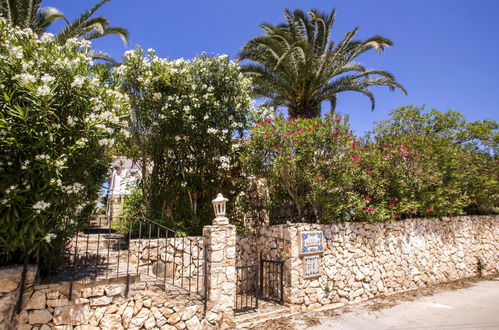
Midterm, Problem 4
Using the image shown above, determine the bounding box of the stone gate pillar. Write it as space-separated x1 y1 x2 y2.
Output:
202 194 236 328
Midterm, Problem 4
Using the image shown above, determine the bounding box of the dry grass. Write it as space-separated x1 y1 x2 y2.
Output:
300 315 321 327
253 317 295 330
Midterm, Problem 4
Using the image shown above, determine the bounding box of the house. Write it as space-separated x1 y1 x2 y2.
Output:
105 157 141 220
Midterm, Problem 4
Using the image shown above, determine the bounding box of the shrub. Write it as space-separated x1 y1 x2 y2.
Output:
242 106 498 223
365 106 498 217
241 113 360 223
112 187 143 236
0 20 130 269
115 48 255 234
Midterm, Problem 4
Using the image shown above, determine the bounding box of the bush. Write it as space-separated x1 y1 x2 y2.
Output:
241 106 498 223
0 20 130 269
241 113 360 223
115 48 255 234
364 106 498 218
112 187 143 236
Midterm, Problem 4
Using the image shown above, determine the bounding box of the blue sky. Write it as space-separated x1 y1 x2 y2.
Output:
44 0 498 135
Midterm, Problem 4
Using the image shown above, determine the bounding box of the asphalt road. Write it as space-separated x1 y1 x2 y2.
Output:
310 278 499 330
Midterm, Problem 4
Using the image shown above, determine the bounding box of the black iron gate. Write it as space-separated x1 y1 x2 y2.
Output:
234 259 284 312
260 259 284 304
235 264 259 312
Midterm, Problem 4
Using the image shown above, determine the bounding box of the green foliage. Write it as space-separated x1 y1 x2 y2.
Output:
115 47 255 234
368 106 499 216
238 8 406 118
241 113 360 222
0 19 130 268
112 187 143 236
242 106 498 223
0 0 128 63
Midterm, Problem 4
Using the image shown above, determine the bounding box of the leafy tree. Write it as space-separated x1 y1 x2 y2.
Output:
242 106 498 224
238 8 406 118
0 20 130 270
368 106 498 215
115 48 255 234
0 0 128 63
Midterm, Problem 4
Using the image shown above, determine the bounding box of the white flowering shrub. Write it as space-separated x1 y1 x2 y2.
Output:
0 19 130 269
116 47 253 233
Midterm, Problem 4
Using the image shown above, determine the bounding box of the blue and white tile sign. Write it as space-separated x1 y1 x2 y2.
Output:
300 231 324 255
304 255 320 278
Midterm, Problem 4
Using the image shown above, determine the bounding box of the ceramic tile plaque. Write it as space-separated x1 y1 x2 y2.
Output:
300 231 324 255
303 255 320 278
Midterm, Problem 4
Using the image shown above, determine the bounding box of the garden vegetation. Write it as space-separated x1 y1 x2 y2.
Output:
0 18 130 269
0 5 496 273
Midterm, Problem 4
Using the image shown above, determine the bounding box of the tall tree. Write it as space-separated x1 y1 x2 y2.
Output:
238 9 407 118
0 0 66 33
0 0 128 63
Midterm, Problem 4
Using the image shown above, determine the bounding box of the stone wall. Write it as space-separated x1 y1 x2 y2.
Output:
14 277 211 329
276 215 498 310
129 236 204 292
0 265 37 329
235 234 257 266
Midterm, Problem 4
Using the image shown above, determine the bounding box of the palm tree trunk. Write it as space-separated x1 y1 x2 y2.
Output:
289 103 321 119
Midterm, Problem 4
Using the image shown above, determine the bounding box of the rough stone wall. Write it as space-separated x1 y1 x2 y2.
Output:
0 265 37 329
129 236 204 292
282 215 498 310
235 234 257 266
13 277 213 330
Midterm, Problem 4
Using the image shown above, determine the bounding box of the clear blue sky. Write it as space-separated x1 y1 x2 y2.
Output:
44 0 498 135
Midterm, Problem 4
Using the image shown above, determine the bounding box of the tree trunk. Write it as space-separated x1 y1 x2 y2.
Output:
288 103 321 119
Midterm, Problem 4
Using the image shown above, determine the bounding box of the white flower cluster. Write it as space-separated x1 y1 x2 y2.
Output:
33 201 51 213
71 75 86 88
63 182 84 194
44 233 57 243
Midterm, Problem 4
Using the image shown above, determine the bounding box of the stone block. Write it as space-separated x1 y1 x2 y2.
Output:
100 313 124 330
26 291 47 310
90 296 112 306
129 307 149 328
181 305 197 321
53 304 91 326
28 310 53 325
104 285 124 297
46 299 69 308
144 316 156 330
0 295 15 313
185 316 200 330
167 312 181 325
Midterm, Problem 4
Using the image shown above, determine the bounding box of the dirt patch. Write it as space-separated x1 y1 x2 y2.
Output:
322 306 352 317
299 315 321 327
253 317 295 330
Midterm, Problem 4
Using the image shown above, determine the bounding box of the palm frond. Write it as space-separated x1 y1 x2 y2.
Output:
37 6 67 30
240 7 406 117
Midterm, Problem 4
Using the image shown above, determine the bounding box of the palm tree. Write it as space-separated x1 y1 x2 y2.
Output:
238 9 407 118
0 0 67 34
0 0 128 63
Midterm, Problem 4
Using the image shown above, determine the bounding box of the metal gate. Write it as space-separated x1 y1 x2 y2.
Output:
260 259 284 304
234 259 284 313
235 264 259 312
